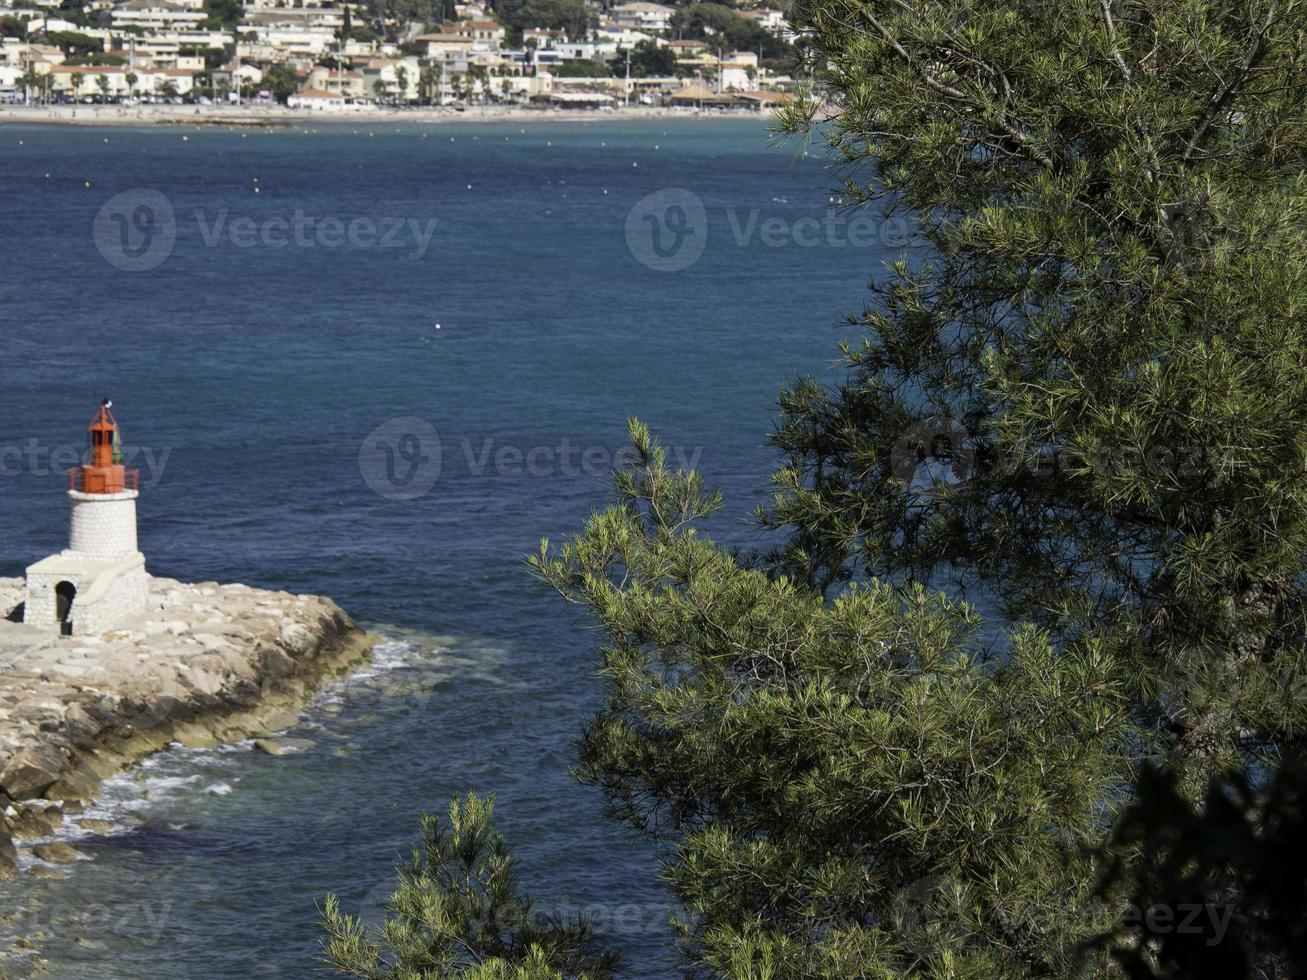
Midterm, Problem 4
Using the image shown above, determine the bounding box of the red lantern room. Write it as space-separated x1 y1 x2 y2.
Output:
70 399 139 494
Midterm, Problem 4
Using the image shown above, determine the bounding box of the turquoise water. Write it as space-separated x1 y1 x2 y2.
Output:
0 118 886 977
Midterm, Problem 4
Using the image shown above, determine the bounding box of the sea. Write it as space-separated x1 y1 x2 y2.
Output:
0 115 894 978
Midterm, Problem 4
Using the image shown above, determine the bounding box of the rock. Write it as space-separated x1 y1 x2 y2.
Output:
46 762 100 802
253 737 315 756
6 808 54 840
75 818 115 835
0 744 65 800
0 853 16 880
0 831 16 873
0 574 372 868
29 865 65 880
31 841 86 864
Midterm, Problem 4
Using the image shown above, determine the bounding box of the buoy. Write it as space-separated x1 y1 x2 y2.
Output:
103 137 109 143
602 189 608 195
84 180 91 188
182 135 188 141
633 162 638 167
467 184 472 189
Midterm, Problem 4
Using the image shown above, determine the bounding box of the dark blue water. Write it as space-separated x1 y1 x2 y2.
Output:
0 118 884 978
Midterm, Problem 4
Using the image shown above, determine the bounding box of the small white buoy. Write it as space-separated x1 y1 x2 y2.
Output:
467 184 472 189
434 323 441 330
84 180 91 188
602 188 608 195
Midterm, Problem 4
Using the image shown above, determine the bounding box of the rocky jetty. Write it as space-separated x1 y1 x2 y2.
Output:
0 576 373 880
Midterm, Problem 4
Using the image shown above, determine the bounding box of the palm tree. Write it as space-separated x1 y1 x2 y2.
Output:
419 62 443 105
126 72 139 98
97 73 110 102
21 67 39 106
394 64 408 104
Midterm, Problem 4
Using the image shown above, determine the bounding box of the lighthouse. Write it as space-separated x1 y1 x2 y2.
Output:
24 400 148 636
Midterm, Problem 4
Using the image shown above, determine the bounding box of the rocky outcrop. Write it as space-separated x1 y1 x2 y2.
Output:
0 576 373 879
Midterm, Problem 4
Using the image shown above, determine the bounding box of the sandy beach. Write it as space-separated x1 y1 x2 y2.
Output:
0 102 768 128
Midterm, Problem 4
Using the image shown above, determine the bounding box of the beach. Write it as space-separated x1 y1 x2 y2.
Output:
0 102 768 128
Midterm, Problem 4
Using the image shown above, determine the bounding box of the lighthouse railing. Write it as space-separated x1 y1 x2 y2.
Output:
68 468 140 493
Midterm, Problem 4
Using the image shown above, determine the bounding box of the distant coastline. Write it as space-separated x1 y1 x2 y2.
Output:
0 103 773 129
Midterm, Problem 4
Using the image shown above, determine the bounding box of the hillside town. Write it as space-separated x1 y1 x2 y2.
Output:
0 0 801 111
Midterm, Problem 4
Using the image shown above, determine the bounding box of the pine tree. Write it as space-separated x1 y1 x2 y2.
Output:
320 794 620 979
325 2 1307 975
767 0 1307 789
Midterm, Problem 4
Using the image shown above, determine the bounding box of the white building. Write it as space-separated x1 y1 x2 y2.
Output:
610 2 673 33
111 0 207 30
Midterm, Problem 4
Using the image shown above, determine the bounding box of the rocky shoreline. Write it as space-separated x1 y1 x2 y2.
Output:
0 575 374 882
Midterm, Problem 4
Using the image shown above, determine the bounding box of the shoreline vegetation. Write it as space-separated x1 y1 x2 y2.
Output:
0 103 771 129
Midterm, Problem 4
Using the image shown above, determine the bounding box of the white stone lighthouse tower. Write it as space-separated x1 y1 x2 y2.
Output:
24 400 148 636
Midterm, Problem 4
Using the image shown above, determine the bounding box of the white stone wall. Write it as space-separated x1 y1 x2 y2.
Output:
67 491 139 560
75 564 148 636
24 560 147 636
23 574 62 629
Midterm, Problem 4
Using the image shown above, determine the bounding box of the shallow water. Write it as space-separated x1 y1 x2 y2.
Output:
0 118 887 977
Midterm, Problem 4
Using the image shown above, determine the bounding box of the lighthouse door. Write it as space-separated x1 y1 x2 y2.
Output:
55 582 76 636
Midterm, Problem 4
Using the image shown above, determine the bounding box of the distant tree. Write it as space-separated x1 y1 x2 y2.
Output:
202 0 242 29
393 64 409 103
509 0 591 40
21 67 41 105
611 39 675 77
64 53 126 66
125 71 138 96
42 30 103 58
551 59 610 78
320 793 621 979
670 3 791 61
263 64 298 103
419 62 443 104
96 72 109 100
